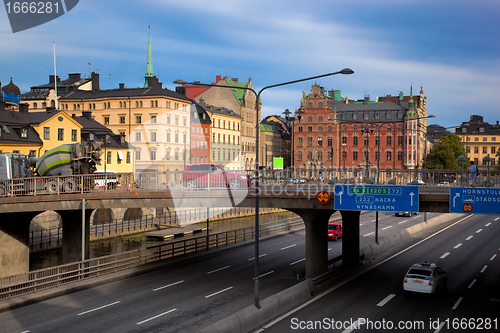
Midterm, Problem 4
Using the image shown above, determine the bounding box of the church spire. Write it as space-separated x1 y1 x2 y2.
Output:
144 25 154 87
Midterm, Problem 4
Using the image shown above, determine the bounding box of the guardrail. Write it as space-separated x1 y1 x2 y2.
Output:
1 216 305 300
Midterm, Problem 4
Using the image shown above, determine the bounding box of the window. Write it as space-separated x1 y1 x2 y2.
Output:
375 150 379 161
386 125 392 130
120 116 126 124
483 137 487 141
353 125 358 131
398 151 403 161
318 102 323 108
398 136 403 146
167 116 171 124
167 132 171 142
175 133 179 143
307 137 312 147
353 151 358 161
474 137 479 141
318 151 322 161
297 151 302 161
107 151 111 164
183 118 187 127
328 137 333 147
328 126 332 132
151 132 156 142
387 151 392 161
151 115 157 124
342 125 347 131
318 116 323 121
29 150 36 157
298 126 303 132
353 136 358 146
474 147 479 153
375 113 380 120
386 135 392 145
342 151 347 161
308 126 312 132
136 115 142 124
386 113 392 120
175 117 179 126
71 129 77 141
136 132 141 142
150 150 156 161
375 135 380 146
44 127 50 140
21 128 28 138
342 136 347 146
318 137 323 147
58 128 64 141
104 116 110 125
492 147 496 154
308 116 313 122
328 150 333 161
298 137 303 147
318 126 323 132
135 150 141 161
482 147 487 153
364 136 369 146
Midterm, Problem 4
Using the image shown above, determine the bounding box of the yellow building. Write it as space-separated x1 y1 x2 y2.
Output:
198 99 242 170
455 115 500 170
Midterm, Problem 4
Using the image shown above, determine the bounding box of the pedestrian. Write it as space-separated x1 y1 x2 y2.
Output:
469 161 477 187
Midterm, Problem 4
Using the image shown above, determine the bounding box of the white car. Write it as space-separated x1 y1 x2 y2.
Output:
403 262 447 294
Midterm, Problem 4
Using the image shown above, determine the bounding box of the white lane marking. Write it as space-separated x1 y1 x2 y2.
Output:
363 232 374 237
281 244 297 250
440 252 450 259
433 321 445 333
454 243 463 249
398 220 408 224
491 254 497 261
481 265 488 273
153 280 184 291
485 223 492 227
20 331 30 333
371 219 376 222
377 294 396 307
328 248 332 251
494 217 499 221
136 308 177 325
382 226 392 230
468 279 477 289
290 258 305 265
476 229 483 233
77 301 121 316
452 297 463 310
258 215 475 332
248 254 266 261
254 271 274 279
360 223 364 226
466 236 473 241
207 265 230 274
205 287 233 299
342 318 365 333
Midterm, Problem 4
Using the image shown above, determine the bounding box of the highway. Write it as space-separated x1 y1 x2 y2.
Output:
1 211 449 333
256 214 500 332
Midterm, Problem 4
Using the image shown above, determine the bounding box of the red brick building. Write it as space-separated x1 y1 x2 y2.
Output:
294 84 428 177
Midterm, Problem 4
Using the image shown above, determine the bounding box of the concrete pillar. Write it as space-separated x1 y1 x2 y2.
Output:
340 210 360 265
57 209 92 264
291 209 335 279
0 212 40 278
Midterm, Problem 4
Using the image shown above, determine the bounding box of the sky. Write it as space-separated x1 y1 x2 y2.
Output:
1 0 499 130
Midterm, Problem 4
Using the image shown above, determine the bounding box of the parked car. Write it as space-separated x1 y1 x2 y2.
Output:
327 221 343 241
409 179 425 186
182 163 250 190
403 262 447 294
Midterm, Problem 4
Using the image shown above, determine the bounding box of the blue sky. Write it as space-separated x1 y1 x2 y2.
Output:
1 0 499 129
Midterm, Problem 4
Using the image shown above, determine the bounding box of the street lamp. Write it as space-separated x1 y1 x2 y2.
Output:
483 154 491 187
174 68 354 308
457 154 466 186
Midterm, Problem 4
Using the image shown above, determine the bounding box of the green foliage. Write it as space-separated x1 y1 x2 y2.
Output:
426 131 466 170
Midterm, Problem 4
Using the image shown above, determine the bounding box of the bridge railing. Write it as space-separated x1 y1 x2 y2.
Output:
1 167 499 199
0 216 305 300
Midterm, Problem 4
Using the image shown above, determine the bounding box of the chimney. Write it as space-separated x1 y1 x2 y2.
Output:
82 111 92 120
72 114 76 118
175 86 186 96
216 75 222 82
49 75 59 84
19 103 29 114
119 83 125 90
91 72 100 91
68 73 81 81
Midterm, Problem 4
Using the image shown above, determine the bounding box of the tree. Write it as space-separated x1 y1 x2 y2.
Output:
426 131 466 170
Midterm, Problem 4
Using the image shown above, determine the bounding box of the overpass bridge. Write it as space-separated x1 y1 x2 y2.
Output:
0 182 458 279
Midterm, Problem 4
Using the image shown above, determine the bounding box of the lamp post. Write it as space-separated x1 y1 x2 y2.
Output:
174 68 354 308
458 154 466 186
483 154 491 187
103 136 110 173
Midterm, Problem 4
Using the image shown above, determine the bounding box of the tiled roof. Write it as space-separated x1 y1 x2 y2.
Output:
59 86 191 102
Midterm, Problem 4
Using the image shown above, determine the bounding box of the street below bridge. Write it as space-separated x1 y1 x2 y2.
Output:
0 211 446 333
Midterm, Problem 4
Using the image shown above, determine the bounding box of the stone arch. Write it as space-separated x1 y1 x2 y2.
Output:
92 209 114 225
124 208 142 221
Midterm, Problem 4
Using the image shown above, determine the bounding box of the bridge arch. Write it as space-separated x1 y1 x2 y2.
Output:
92 209 115 225
124 208 143 221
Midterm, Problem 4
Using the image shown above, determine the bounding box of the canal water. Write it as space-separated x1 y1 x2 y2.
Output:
29 211 297 271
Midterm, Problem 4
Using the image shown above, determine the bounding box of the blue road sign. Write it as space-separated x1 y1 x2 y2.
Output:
334 184 419 212
450 187 500 214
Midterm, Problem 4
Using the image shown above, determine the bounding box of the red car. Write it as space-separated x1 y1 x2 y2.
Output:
182 163 250 190
327 221 343 241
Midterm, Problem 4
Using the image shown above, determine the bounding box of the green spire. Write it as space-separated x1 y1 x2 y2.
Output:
406 85 417 118
144 26 154 87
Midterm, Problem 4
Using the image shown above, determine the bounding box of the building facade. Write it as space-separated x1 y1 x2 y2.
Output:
455 115 500 170
294 84 429 177
190 102 211 165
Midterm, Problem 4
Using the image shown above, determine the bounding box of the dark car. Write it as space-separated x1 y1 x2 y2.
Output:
182 163 250 190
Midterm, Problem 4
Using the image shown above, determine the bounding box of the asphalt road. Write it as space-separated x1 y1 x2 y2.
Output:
255 214 500 333
1 211 444 333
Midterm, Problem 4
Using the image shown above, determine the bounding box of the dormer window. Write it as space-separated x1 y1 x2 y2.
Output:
21 128 28 138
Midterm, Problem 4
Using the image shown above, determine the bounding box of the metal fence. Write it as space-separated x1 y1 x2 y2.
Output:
1 216 304 300
1 167 499 199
